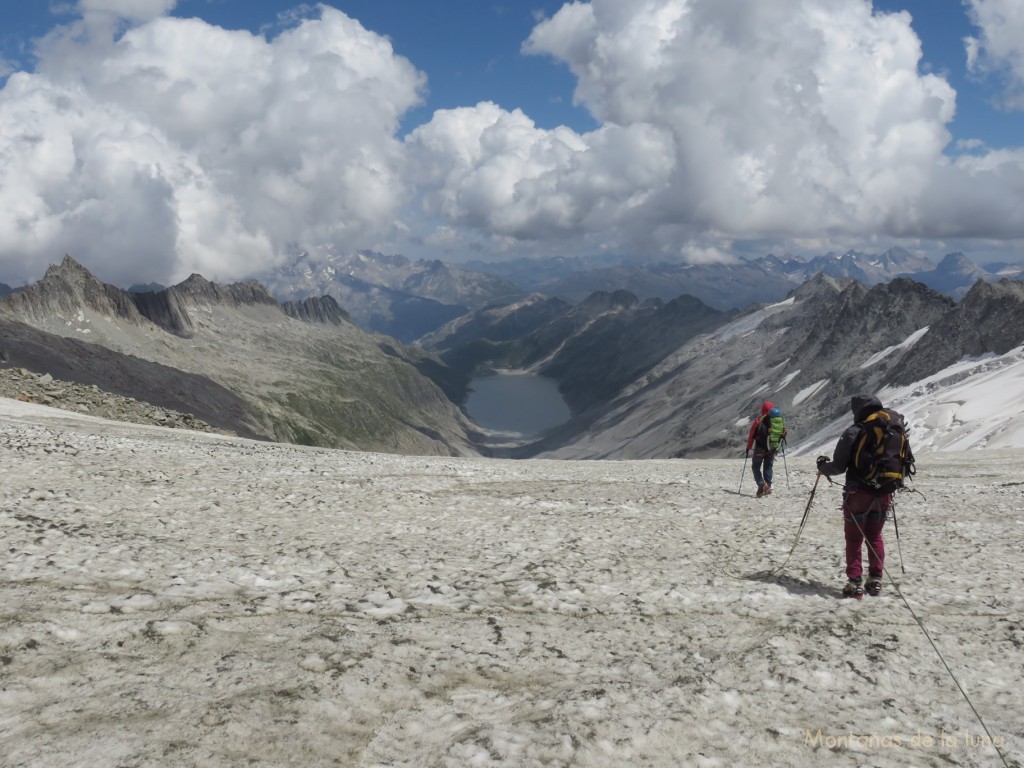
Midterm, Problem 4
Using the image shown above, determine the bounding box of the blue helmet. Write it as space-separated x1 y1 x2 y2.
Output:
768 407 781 418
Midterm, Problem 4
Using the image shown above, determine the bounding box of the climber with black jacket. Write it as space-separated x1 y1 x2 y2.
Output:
816 393 914 599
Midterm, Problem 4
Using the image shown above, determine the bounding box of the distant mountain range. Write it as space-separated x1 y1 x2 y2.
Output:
468 246 1022 309
257 247 523 342
256 246 1021 343
1 252 1022 460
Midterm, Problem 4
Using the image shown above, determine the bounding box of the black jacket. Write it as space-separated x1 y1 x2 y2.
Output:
817 394 884 491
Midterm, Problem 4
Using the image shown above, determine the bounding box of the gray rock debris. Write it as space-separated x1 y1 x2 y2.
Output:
0 366 233 435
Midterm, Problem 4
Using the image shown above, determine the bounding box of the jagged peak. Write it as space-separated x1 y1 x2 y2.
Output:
176 273 213 291
0 254 146 327
42 254 101 285
791 271 850 300
20 254 104 297
280 295 352 326
57 253 88 271
866 276 953 303
170 273 277 307
962 276 1024 304
663 293 710 312
935 251 976 270
878 245 913 260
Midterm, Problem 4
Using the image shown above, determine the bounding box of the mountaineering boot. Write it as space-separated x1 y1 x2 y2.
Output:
764 483 772 496
864 577 882 596
755 484 766 498
842 579 864 599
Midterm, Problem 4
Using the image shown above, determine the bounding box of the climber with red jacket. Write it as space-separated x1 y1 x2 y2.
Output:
745 401 787 497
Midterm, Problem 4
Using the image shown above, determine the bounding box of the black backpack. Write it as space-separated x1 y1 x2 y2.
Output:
852 408 916 493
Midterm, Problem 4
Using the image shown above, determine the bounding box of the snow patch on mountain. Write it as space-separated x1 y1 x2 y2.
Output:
777 369 800 389
716 297 794 341
886 346 1024 451
794 345 1024 454
793 379 829 405
859 327 930 368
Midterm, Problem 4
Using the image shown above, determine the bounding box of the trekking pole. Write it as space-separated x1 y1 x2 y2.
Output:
780 438 791 489
738 450 749 494
892 500 906 574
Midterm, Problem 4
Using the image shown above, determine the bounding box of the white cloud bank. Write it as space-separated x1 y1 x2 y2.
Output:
965 0 1024 109
1 2 422 285
2 0 1024 286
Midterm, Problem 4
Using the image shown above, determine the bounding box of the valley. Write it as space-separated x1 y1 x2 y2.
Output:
1 250 1023 461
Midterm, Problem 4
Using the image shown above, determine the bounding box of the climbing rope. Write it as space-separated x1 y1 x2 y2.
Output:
721 471 823 580
850 504 1010 768
721 473 1009 767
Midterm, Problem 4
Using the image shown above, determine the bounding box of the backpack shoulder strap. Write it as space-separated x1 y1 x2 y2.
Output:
851 414 884 474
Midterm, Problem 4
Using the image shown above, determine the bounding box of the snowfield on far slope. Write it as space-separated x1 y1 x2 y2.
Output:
1 397 1021 767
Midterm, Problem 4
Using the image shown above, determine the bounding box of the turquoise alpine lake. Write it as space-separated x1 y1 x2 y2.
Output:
464 373 571 437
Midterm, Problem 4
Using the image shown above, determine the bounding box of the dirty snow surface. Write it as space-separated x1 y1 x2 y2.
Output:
1 398 1022 768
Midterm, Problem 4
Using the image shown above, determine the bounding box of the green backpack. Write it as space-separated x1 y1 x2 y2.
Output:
765 407 785 451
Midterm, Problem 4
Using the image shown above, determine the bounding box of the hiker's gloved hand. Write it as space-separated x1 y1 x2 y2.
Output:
816 455 829 472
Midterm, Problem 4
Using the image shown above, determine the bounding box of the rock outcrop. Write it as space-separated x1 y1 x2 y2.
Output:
280 296 352 326
129 288 195 337
0 316 269 439
0 255 148 327
0 255 285 339
0 366 230 434
886 278 1024 386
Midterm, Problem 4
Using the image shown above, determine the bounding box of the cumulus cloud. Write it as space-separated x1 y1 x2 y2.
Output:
0 73 252 284
403 0 1024 261
3 0 1024 287
965 0 1024 109
405 102 673 240
0 3 423 286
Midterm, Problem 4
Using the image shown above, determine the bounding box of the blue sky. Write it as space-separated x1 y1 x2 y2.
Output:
0 1 600 132
873 0 1023 150
2 1 1017 145
1 1 1024 286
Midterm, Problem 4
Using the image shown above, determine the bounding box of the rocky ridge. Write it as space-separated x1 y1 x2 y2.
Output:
0 256 481 456
530 275 981 459
0 366 230 434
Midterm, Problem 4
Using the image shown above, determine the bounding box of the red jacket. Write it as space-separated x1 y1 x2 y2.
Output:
745 401 775 452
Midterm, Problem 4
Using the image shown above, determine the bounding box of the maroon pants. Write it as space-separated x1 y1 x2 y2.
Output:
842 486 891 581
